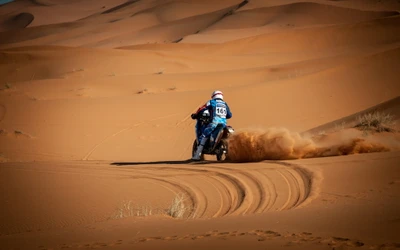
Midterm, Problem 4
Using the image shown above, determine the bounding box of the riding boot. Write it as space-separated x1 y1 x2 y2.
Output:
192 136 207 160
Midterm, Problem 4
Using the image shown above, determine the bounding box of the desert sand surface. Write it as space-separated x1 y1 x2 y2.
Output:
0 0 400 249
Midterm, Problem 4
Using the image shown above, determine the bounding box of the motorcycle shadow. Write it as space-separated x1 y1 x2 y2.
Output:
111 159 225 166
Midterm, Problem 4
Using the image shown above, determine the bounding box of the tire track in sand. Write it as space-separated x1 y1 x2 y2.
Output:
122 161 316 218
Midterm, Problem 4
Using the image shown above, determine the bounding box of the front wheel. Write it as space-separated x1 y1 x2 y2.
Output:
216 140 228 161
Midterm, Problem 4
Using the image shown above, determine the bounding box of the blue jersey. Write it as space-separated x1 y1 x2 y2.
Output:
203 98 232 125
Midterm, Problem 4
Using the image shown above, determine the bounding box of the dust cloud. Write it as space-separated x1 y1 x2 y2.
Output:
227 127 399 162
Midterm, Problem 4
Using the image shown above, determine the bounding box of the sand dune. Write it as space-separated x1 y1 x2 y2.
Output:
0 0 245 48
198 2 398 31
0 12 34 32
184 14 400 51
304 96 400 135
0 43 399 162
2 1 399 48
182 2 399 43
238 0 400 12
87 4 244 48
3 0 128 27
32 0 62 6
0 0 400 249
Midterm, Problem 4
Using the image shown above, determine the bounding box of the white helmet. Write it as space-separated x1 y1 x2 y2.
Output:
211 90 223 100
202 109 210 117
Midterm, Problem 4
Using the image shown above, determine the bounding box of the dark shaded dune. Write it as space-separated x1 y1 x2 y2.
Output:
237 0 400 13
31 0 79 6
0 0 246 48
204 2 399 31
87 1 246 48
31 0 54 6
0 22 81 45
116 43 211 51
0 12 34 32
0 45 74 52
209 15 400 55
127 0 245 22
101 0 141 14
303 96 400 136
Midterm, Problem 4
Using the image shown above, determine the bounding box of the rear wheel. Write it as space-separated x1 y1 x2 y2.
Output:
192 139 205 161
216 140 228 161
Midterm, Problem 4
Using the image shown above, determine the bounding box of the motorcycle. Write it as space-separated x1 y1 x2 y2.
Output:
191 110 235 161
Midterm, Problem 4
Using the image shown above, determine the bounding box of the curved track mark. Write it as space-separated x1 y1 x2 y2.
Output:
118 161 317 218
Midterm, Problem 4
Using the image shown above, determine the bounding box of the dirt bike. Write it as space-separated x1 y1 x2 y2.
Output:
192 114 235 161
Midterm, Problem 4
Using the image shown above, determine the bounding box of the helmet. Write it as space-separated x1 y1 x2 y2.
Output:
200 109 211 123
211 90 223 100
202 109 210 117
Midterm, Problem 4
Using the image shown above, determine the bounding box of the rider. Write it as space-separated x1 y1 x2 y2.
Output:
190 90 232 161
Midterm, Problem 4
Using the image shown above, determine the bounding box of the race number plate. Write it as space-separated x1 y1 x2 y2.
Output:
215 104 227 117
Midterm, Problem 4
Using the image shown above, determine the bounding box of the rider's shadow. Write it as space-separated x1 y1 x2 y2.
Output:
110 159 224 166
